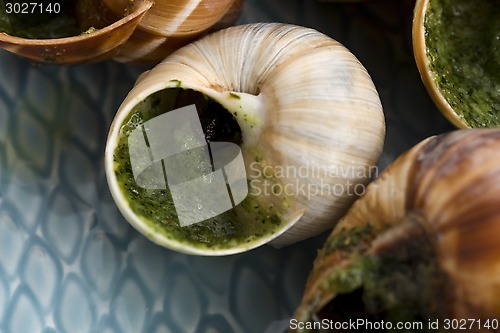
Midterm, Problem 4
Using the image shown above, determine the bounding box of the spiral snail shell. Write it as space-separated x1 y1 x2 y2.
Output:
105 23 385 255
294 129 500 330
0 0 239 64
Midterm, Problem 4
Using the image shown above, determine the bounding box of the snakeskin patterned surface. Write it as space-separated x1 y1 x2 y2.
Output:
0 0 454 332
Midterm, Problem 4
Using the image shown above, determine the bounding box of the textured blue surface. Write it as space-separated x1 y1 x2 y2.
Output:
0 0 454 332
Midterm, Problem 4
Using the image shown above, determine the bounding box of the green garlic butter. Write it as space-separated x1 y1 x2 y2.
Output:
113 88 284 250
425 0 500 127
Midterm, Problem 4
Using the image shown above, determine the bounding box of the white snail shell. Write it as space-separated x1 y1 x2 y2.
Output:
105 23 385 254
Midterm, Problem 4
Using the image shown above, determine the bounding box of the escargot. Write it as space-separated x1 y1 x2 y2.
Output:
105 23 385 255
294 129 500 331
0 0 239 64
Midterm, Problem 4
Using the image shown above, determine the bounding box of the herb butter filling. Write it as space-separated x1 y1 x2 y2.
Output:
424 0 500 127
113 88 284 250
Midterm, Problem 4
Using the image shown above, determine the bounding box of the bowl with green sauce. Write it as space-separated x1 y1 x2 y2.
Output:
413 0 500 128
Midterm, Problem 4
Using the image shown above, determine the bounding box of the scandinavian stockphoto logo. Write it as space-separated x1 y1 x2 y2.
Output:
128 104 248 227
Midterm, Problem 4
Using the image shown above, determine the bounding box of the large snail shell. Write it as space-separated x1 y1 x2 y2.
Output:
105 23 385 254
0 0 238 64
294 129 500 328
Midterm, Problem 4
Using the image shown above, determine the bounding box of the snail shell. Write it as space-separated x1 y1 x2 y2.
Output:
105 23 385 254
0 0 238 64
294 129 500 328
114 0 239 63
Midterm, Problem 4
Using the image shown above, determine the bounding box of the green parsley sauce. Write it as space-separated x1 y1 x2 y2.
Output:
424 0 500 127
113 88 284 250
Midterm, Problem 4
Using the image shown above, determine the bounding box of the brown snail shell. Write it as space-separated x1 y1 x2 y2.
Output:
0 1 152 64
294 129 500 330
0 0 239 64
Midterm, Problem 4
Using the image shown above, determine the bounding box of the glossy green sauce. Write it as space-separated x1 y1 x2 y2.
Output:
424 0 500 127
113 88 284 250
